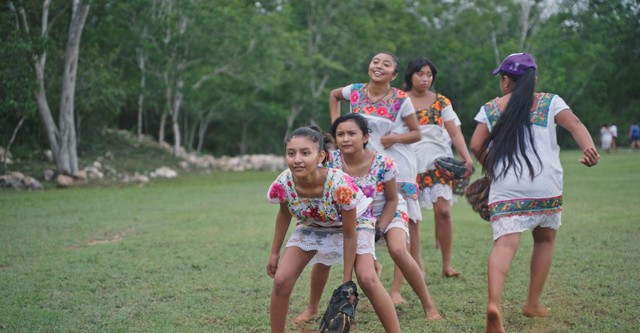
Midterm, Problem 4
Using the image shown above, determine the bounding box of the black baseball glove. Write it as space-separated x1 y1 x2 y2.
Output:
319 280 359 333
434 157 474 181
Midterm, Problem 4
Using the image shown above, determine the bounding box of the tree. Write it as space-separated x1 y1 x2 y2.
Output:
11 0 90 175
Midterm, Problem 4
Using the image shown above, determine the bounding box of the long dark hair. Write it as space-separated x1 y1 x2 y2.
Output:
403 57 438 91
483 68 541 180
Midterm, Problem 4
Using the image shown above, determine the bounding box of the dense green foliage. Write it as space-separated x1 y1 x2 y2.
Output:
0 151 639 332
1 0 639 159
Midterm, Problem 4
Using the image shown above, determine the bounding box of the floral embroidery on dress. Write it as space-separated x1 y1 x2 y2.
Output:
267 168 375 228
489 195 563 223
416 168 452 190
530 93 554 127
415 93 451 127
484 93 556 130
350 83 408 122
398 182 419 200
328 151 396 201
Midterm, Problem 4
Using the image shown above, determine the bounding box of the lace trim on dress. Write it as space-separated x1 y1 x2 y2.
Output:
491 212 561 240
418 183 454 209
286 227 376 266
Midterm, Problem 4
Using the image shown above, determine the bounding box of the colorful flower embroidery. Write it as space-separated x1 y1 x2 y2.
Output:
484 93 555 130
267 169 375 228
489 196 563 223
335 186 354 205
361 185 376 198
269 183 286 201
415 93 450 127
416 169 451 190
350 84 407 122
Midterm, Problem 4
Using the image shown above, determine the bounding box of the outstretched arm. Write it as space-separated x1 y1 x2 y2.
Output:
267 203 292 278
341 208 357 283
329 88 346 125
555 109 600 167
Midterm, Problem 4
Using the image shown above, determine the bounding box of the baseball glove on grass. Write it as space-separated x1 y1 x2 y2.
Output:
464 176 491 221
434 157 474 181
319 280 359 333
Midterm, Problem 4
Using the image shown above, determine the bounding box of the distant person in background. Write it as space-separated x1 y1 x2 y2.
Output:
266 126 400 333
402 57 473 287
600 123 613 153
610 123 618 151
470 52 599 333
629 121 640 152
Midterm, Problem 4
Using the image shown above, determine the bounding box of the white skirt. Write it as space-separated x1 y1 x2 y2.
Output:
418 183 455 210
286 226 376 266
491 212 562 240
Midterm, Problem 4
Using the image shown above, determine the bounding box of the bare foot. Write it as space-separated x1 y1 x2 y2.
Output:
442 267 461 278
522 303 549 317
486 305 505 333
426 309 442 321
294 308 317 324
390 291 408 305
375 261 383 278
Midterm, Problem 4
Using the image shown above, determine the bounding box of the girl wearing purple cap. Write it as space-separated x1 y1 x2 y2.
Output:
470 52 599 333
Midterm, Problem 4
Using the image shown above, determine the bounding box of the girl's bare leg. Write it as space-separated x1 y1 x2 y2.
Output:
271 247 316 333
486 233 521 333
408 220 424 273
355 253 401 333
434 198 460 277
522 227 556 318
294 263 331 324
386 228 441 320
392 219 423 304
390 263 407 305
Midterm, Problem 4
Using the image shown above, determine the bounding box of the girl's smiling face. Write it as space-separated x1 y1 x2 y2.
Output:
368 53 398 83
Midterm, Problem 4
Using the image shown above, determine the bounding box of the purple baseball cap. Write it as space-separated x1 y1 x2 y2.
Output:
492 52 537 76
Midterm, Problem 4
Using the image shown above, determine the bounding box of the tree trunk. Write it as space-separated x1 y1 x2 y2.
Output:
196 120 209 154
170 78 183 155
19 0 89 175
136 47 146 142
57 2 90 175
159 111 167 144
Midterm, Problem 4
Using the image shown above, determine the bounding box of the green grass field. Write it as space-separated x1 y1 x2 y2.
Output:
1 151 639 332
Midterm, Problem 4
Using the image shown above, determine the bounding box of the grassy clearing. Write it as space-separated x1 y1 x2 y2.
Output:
1 151 639 332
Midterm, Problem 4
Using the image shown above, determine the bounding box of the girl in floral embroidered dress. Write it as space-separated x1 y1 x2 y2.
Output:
294 114 441 324
267 126 400 333
405 57 474 283
469 53 599 333
329 52 422 298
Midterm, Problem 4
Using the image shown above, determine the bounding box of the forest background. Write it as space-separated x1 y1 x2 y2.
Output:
1 0 639 176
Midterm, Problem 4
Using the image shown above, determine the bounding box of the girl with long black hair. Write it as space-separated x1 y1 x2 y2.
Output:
469 53 599 333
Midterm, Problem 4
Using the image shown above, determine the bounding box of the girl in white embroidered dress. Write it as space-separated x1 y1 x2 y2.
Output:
294 114 442 324
469 53 599 333
267 126 400 333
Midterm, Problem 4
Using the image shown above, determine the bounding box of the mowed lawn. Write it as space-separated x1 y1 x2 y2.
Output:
1 151 639 332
